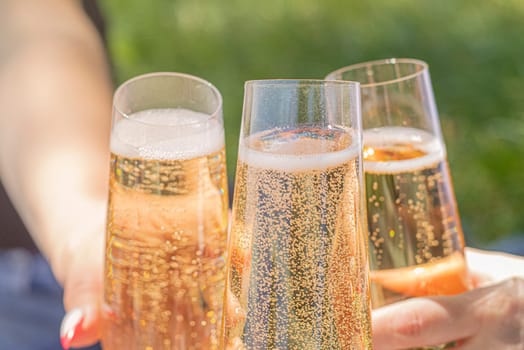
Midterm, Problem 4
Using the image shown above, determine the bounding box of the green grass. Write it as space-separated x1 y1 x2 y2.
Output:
100 0 524 245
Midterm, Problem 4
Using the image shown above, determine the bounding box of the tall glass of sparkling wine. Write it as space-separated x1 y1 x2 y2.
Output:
326 59 471 339
102 73 229 350
221 80 372 350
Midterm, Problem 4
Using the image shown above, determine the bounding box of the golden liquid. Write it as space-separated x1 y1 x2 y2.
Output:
102 148 228 350
363 129 470 308
223 128 372 350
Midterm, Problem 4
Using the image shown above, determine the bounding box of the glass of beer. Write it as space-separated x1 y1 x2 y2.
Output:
102 72 229 350
327 59 471 348
221 80 373 350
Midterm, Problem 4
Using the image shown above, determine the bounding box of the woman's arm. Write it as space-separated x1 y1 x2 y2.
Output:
0 0 112 347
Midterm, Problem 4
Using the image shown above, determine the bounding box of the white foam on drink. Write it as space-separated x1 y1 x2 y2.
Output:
238 132 360 172
110 108 224 160
363 127 446 173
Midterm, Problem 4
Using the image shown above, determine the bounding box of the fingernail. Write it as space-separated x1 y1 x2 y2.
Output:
60 308 84 349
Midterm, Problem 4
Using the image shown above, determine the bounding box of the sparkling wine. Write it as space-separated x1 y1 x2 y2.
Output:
223 127 372 350
103 108 228 350
363 127 470 308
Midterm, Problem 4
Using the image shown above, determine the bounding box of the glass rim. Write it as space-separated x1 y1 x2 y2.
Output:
244 78 360 89
326 58 429 88
113 71 223 127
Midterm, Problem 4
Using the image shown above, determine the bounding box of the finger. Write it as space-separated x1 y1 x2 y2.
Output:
59 232 104 349
60 267 103 349
372 294 479 350
60 304 100 349
464 278 524 349
372 278 524 350
468 271 491 288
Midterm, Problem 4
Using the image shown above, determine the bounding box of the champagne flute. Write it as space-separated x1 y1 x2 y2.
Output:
221 80 372 350
102 72 229 350
327 59 471 349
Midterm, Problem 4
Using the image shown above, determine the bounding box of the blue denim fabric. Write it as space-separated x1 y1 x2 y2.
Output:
0 249 101 350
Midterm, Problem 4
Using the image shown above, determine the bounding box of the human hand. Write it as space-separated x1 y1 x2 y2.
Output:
372 249 524 350
54 214 105 349
57 205 237 349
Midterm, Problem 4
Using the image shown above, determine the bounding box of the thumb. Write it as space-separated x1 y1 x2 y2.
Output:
58 232 104 349
60 275 103 349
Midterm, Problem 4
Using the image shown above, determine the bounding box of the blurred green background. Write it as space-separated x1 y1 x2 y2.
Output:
100 0 524 246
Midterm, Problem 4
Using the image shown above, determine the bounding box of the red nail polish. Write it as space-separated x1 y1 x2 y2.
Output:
60 308 84 349
61 333 73 350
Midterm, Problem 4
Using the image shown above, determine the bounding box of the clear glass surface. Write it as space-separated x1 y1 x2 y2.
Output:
102 72 229 350
327 59 470 350
221 80 373 350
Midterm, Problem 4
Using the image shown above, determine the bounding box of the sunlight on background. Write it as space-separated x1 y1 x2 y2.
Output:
100 0 524 246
